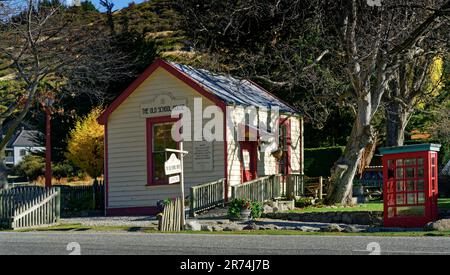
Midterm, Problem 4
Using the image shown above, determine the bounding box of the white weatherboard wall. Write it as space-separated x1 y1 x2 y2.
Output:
107 68 225 209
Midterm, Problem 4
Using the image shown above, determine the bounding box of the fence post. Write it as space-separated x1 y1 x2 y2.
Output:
319 177 323 200
55 187 61 222
189 187 195 218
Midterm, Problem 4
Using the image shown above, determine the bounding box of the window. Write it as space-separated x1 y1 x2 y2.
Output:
19 149 27 157
147 117 179 186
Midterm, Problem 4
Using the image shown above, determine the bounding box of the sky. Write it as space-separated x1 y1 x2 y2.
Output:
67 0 146 12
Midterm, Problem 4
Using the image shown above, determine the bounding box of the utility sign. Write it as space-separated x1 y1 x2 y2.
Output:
169 175 180 184
165 153 181 175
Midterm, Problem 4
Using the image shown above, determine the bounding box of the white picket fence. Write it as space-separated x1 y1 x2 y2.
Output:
0 187 61 230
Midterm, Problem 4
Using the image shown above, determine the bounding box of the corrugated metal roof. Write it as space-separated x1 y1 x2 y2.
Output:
170 62 298 114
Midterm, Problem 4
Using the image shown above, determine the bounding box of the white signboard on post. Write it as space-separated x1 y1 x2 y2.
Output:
168 175 180 184
165 154 181 175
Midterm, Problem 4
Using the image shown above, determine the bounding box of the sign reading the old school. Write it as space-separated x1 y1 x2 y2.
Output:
141 94 186 118
165 154 182 175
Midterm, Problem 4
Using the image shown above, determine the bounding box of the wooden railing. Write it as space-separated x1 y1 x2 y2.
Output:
159 197 183 232
231 175 283 202
286 174 329 199
190 178 225 217
0 187 61 230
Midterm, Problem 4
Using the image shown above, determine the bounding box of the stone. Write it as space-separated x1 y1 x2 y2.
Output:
263 205 274 214
424 219 450 231
212 226 223 232
201 224 213 232
298 226 321 232
343 225 361 233
185 220 202 231
321 224 344 232
272 207 280 213
243 223 259 230
223 225 240 231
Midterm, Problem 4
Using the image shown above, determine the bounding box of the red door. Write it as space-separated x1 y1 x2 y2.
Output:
241 142 257 183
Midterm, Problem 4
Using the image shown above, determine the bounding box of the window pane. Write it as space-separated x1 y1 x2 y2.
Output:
405 159 416 165
397 194 405 205
407 180 415 192
407 193 416 205
396 181 405 192
152 152 166 181
153 123 175 151
397 206 425 217
396 168 404 179
418 167 424 178
418 158 424 165
388 207 396 218
396 159 403 166
417 180 425 191
406 167 415 179
418 193 425 204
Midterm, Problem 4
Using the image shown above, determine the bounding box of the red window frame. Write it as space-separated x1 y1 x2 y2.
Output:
277 118 291 175
146 116 180 186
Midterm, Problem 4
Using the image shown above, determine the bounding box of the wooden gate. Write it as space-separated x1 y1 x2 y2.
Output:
0 187 61 230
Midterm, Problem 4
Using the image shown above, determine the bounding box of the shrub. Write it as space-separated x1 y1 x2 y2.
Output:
250 201 263 219
304 146 345 177
13 155 45 182
295 197 315 208
53 161 76 182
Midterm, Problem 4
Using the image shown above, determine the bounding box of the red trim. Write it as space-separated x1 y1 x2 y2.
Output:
106 206 159 216
104 123 109 210
146 116 180 186
98 59 226 125
222 105 229 201
278 117 292 175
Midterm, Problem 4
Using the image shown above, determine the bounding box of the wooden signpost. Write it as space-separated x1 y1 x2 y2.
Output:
165 142 188 229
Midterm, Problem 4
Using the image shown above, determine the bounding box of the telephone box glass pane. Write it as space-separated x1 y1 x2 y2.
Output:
397 206 425 217
396 181 405 192
418 167 424 178
418 158 424 165
405 159 416 165
407 180 415 192
417 180 424 191
397 194 405 205
396 168 404 178
407 193 416 205
396 159 403 166
406 167 415 178
418 193 425 204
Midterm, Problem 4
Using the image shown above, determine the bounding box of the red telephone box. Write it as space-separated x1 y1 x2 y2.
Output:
380 144 441 228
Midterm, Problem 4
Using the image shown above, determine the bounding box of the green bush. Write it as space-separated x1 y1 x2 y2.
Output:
250 201 263 219
304 146 344 177
13 155 45 182
295 197 315 208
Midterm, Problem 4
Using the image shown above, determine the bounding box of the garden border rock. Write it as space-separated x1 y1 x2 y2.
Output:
262 211 383 226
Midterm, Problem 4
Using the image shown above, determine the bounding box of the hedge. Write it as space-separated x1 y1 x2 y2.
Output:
304 146 345 177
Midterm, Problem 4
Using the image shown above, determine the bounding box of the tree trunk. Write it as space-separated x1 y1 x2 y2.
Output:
326 98 375 205
386 100 411 147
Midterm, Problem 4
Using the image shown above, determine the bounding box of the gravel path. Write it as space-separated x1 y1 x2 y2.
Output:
61 216 159 228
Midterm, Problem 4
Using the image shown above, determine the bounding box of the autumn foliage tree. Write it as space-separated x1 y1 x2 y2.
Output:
66 108 104 181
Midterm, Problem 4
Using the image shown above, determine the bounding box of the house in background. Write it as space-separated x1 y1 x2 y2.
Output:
98 59 304 216
3 129 44 167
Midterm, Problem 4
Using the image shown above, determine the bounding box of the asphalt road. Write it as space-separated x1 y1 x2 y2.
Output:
0 232 449 255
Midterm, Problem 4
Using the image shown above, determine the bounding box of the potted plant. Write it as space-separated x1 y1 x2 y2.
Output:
228 199 255 221
240 200 252 221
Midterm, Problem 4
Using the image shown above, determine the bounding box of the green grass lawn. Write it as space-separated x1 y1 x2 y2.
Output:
290 198 450 214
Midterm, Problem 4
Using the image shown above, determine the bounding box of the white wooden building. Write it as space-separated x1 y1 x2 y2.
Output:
98 59 304 216
3 129 44 167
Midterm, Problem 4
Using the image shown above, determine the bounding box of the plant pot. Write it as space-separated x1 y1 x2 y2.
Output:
240 209 252 221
